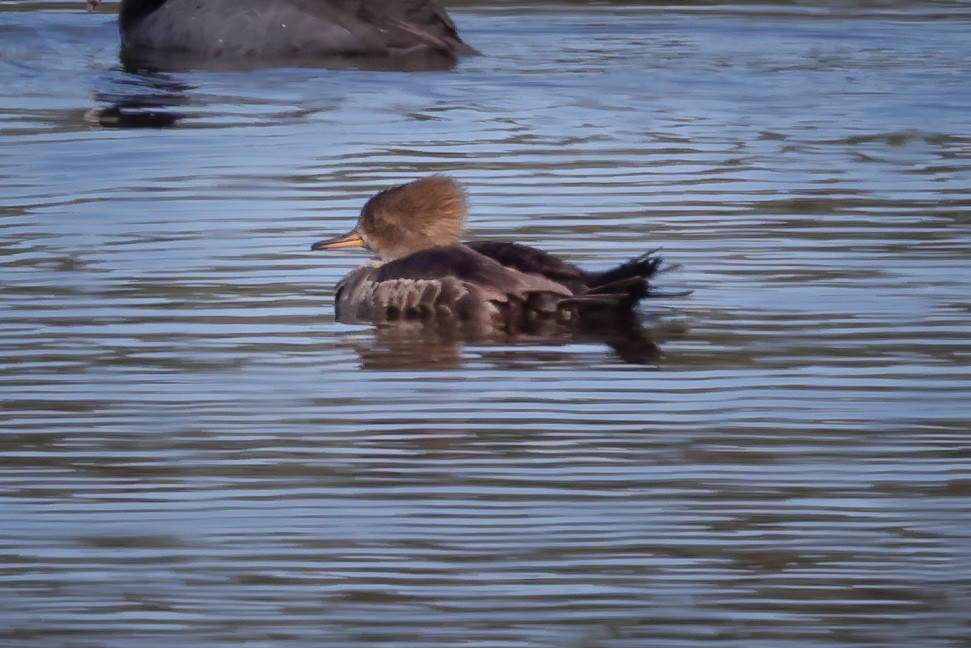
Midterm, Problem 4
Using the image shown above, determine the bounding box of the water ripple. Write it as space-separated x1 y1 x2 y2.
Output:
1 2 970 648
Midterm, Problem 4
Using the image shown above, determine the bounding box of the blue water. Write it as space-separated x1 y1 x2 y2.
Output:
1 2 970 647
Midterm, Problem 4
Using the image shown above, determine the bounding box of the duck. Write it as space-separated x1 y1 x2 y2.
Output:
88 0 477 69
311 176 681 335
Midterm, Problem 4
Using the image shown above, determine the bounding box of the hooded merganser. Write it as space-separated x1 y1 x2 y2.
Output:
311 176 681 335
92 0 477 69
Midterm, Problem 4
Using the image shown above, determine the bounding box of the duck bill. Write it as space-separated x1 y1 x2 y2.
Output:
311 230 365 251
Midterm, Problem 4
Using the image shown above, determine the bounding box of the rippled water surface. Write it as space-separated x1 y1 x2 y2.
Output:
2 1 970 646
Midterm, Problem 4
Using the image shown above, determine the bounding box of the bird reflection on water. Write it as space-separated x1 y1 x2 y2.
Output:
84 0 479 125
87 0 478 72
342 320 666 370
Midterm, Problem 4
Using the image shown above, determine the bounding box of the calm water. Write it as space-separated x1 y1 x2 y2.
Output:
2 1 970 646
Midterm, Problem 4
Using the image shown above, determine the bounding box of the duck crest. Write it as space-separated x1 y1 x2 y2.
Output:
360 176 466 261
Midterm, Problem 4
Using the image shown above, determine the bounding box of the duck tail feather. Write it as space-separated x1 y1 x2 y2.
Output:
589 249 664 289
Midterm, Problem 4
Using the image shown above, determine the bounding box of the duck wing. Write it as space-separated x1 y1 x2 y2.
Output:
333 245 570 330
120 0 475 64
464 241 589 293
354 0 477 55
468 240 677 309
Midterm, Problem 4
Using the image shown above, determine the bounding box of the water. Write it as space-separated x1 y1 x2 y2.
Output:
2 2 970 647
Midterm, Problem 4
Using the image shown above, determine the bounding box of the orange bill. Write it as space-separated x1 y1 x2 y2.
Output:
311 230 365 251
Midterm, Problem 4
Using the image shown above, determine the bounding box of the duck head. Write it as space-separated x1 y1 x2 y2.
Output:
311 176 466 262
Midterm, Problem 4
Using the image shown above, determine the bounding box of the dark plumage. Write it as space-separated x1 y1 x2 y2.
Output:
311 176 683 335
103 0 477 70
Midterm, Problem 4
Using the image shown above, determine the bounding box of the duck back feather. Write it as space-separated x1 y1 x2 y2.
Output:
118 0 476 69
